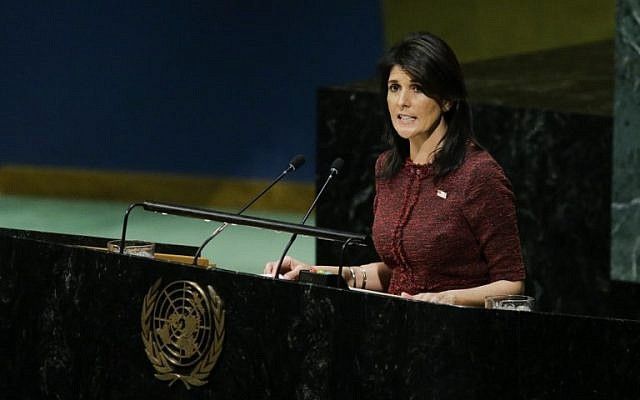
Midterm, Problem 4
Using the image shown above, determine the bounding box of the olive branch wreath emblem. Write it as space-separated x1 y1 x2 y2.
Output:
141 278 225 389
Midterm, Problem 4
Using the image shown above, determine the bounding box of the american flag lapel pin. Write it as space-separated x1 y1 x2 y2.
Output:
436 189 447 199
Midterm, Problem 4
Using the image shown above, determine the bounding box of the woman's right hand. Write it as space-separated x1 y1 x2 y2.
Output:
263 256 311 280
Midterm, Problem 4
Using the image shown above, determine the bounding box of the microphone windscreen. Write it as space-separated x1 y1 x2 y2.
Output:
289 154 306 170
330 158 344 174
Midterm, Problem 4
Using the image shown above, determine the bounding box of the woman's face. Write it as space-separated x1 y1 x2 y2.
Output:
386 65 446 141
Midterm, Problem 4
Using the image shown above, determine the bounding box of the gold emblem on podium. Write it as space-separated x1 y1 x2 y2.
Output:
141 278 225 389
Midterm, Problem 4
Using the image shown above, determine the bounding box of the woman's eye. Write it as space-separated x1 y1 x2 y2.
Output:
388 84 399 92
411 85 422 93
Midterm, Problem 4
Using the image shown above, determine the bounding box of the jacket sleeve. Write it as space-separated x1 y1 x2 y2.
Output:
461 158 526 282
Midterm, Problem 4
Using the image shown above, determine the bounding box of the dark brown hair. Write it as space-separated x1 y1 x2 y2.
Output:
378 32 479 178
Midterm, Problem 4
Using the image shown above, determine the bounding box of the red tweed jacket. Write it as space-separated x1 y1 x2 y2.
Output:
372 146 526 295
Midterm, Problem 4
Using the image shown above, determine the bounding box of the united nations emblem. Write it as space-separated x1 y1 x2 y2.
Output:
141 278 225 389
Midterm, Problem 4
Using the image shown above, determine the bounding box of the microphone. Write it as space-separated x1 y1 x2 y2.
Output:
193 154 305 264
273 157 344 279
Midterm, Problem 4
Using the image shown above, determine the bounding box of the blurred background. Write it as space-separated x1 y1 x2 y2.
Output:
0 0 613 186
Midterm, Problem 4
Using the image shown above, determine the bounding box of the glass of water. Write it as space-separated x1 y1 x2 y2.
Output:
107 240 155 258
484 295 535 311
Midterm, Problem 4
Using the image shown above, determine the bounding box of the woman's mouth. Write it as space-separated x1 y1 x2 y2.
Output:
398 114 416 121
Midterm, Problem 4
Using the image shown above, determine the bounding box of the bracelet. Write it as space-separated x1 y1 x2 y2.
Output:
360 267 367 289
348 267 356 288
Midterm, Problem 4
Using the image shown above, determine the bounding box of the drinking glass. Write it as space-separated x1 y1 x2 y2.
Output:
484 295 534 311
107 240 155 258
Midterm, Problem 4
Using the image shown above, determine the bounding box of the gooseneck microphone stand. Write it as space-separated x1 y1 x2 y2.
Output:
273 158 343 279
192 154 305 265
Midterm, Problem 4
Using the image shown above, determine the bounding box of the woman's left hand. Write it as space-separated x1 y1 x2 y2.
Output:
401 291 457 305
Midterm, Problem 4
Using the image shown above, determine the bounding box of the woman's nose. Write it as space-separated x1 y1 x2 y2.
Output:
397 89 410 108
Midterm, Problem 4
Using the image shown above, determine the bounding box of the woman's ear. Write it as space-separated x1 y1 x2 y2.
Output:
442 100 452 112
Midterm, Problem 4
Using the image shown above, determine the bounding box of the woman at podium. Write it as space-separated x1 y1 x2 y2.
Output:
265 32 525 307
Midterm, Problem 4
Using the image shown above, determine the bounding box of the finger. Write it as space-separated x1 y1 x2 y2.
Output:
283 270 297 280
439 294 456 305
429 294 452 304
413 293 435 302
264 262 274 274
289 264 312 280
282 256 293 267
400 292 413 298
426 294 440 303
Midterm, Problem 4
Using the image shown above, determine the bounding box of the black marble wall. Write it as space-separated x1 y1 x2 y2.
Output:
316 41 640 319
2 229 640 399
315 86 385 266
